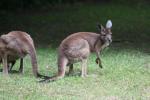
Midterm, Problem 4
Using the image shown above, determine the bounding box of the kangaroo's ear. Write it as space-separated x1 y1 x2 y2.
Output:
101 24 105 31
106 20 112 29
97 23 105 31
100 24 106 35
97 23 105 35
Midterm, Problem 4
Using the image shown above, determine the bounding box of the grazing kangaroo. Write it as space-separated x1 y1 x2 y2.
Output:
42 20 112 82
0 31 42 77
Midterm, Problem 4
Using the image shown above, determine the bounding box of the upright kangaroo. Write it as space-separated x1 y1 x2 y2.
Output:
0 31 42 77
42 20 112 82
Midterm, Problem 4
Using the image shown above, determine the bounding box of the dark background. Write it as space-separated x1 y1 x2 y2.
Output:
0 0 150 48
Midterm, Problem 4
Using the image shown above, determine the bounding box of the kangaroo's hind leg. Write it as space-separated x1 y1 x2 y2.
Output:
19 58 23 74
8 60 16 72
81 59 88 77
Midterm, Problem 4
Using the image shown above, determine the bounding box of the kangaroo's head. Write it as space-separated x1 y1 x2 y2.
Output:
97 20 112 44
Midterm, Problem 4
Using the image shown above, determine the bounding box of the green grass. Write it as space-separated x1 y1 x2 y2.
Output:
0 2 150 100
0 44 150 100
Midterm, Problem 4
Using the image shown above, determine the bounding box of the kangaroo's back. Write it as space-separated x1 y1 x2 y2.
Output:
59 32 100 52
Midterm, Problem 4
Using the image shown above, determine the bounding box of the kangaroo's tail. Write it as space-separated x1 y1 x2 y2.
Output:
39 75 64 83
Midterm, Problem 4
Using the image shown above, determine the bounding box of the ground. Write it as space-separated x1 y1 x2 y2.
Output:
0 3 150 100
0 43 150 100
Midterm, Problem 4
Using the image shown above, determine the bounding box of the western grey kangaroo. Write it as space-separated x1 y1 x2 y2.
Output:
0 31 43 77
42 20 112 82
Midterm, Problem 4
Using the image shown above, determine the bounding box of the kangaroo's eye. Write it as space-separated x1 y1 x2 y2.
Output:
102 29 105 32
102 34 106 36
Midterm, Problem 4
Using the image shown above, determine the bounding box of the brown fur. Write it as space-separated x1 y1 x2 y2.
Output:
0 31 42 77
41 21 112 82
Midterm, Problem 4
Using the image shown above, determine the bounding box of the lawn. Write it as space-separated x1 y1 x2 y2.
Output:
0 2 150 100
0 43 150 100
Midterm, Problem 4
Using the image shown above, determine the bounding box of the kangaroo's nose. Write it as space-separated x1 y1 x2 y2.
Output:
107 35 112 43
109 39 112 43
